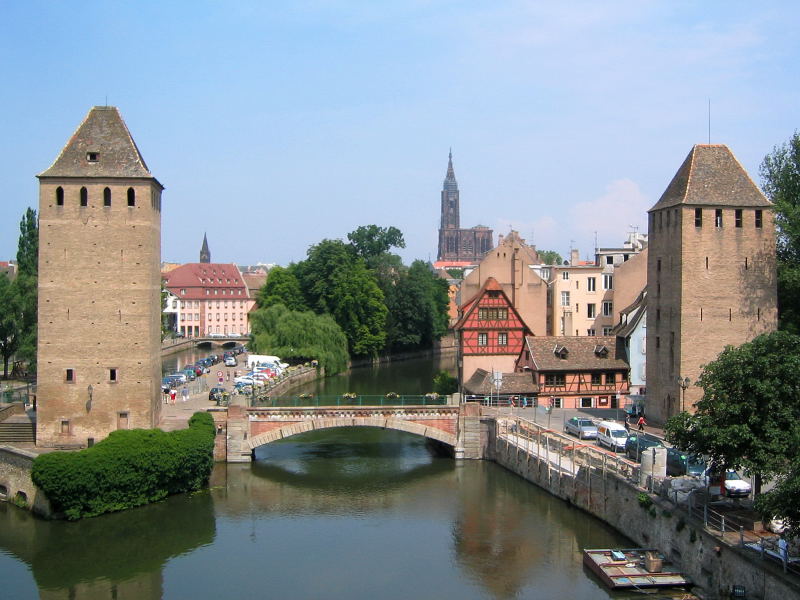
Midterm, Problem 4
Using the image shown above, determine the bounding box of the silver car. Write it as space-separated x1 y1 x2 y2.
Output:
564 417 598 440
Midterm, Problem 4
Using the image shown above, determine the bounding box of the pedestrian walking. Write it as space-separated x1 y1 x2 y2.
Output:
170 389 177 405
637 415 646 432
624 414 631 432
182 387 189 402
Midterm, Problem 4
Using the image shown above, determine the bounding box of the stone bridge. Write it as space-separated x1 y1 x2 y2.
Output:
224 403 484 463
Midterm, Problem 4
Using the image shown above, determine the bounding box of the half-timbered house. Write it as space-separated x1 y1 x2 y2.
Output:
515 336 630 410
455 277 531 385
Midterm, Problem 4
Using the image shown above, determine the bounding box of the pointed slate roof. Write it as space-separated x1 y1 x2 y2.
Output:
649 144 770 212
38 106 160 183
200 233 211 263
443 149 458 193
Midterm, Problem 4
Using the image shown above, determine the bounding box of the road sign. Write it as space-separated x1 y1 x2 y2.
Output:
217 371 222 378
218 376 224 384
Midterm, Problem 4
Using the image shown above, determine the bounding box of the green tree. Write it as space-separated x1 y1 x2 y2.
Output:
294 239 387 357
385 260 449 352
433 370 458 395
347 225 405 264
0 273 22 379
14 208 38 371
760 132 800 332
538 249 563 265
665 331 800 496
249 303 349 375
256 266 307 311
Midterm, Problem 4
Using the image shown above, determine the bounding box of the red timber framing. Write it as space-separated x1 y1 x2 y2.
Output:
515 336 630 410
455 277 530 357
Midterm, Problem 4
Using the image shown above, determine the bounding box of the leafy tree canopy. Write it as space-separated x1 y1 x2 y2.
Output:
257 266 307 312
538 249 563 265
385 260 449 352
0 274 22 379
665 331 800 480
249 303 349 375
761 133 800 332
293 239 387 357
347 225 405 262
665 331 800 532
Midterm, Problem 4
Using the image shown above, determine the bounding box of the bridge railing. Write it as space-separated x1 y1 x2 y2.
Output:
250 394 448 408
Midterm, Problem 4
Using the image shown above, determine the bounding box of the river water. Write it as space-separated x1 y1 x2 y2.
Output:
0 350 642 599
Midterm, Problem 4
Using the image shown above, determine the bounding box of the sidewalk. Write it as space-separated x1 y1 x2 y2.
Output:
158 372 238 431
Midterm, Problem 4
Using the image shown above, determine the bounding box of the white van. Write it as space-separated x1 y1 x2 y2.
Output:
596 421 629 452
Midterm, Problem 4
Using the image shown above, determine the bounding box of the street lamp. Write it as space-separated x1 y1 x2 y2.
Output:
677 376 690 413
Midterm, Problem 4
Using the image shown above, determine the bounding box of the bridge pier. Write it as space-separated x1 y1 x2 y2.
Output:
225 398 253 463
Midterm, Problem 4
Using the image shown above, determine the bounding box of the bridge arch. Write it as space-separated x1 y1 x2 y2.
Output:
246 417 456 450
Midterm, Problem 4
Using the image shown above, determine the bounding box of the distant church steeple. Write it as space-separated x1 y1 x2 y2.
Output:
200 233 211 263
441 149 460 229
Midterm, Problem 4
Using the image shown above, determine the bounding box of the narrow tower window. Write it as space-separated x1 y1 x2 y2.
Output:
65 368 75 382
104 187 111 207
694 208 702 227
715 209 723 228
735 209 743 228
127 187 136 207
80 187 88 207
705 257 709 269
56 186 64 206
755 210 763 228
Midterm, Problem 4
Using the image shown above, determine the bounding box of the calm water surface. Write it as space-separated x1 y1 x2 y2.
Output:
0 351 647 599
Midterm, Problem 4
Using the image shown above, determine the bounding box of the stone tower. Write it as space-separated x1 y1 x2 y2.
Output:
436 151 493 265
646 144 776 423
36 106 164 447
200 232 211 263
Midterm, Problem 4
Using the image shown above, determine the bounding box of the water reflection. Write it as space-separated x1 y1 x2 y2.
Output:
0 378 640 599
0 490 215 599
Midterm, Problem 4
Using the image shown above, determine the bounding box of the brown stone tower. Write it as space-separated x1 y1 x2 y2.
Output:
646 144 777 423
36 106 164 447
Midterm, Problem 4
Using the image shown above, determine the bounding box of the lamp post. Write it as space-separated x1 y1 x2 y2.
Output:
677 376 690 413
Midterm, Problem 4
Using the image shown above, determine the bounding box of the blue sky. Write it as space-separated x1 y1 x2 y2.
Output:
2 1 798 266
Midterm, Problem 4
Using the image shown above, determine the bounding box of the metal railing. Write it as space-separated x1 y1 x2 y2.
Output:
250 395 448 408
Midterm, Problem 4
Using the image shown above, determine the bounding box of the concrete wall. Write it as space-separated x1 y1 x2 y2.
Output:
490 422 799 600
0 447 53 517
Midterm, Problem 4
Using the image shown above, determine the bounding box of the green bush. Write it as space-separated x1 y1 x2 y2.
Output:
432 370 458 395
31 412 215 520
637 492 654 509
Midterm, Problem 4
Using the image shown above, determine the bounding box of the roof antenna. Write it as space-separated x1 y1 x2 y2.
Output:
105 94 108 107
707 98 711 144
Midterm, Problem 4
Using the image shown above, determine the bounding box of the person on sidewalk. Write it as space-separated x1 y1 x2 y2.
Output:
637 415 647 432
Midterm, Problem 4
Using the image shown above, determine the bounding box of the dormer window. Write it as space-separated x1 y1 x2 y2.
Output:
594 345 609 357
553 344 568 359
87 152 99 162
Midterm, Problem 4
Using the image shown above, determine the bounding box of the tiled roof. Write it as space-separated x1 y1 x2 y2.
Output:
39 106 160 183
611 290 647 338
524 336 629 371
649 144 771 212
163 263 248 301
464 368 538 395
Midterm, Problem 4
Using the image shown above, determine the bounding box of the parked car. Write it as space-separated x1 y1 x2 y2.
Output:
564 417 598 440
182 368 196 381
705 469 752 498
224 356 237 367
169 372 188 384
666 448 707 477
596 421 629 452
624 434 664 462
208 387 226 401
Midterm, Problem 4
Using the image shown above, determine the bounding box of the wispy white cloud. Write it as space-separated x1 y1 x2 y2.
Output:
568 179 650 247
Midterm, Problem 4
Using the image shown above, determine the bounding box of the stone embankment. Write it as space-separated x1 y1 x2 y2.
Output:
482 413 799 600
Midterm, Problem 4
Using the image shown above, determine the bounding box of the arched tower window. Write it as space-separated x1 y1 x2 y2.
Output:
127 187 136 207
56 187 64 206
80 187 88 207
103 187 111 207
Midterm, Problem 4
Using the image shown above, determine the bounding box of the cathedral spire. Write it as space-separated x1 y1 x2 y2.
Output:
200 233 211 263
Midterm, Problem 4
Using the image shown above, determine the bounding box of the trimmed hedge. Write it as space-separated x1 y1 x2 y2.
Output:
31 412 216 520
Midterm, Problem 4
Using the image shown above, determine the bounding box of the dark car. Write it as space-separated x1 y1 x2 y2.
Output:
624 434 663 462
209 387 226 401
666 448 707 477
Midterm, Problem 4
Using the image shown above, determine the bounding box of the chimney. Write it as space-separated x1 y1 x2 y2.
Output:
570 248 580 265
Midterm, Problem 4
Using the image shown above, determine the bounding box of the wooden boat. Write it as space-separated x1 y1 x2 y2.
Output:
583 548 690 589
